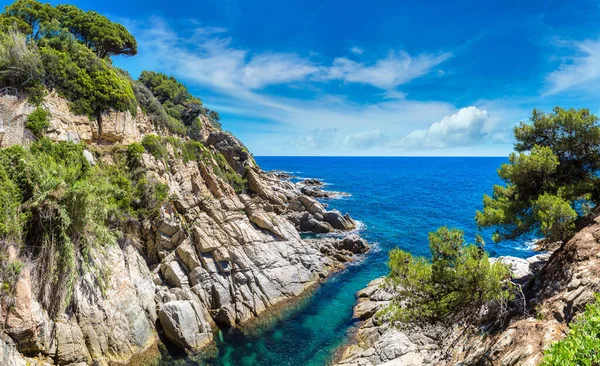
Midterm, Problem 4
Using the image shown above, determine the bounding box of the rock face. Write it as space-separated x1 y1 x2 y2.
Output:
0 93 368 365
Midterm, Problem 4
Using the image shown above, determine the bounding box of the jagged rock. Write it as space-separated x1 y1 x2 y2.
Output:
302 178 324 186
0 91 363 364
162 261 189 287
158 301 212 350
300 217 334 233
324 210 356 231
298 195 326 215
338 235 370 254
55 317 92 365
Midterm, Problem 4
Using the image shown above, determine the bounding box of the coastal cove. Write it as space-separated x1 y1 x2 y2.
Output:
163 156 537 366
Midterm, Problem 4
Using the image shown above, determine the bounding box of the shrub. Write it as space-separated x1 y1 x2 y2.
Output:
0 28 44 88
132 81 187 135
24 80 46 105
138 70 203 126
25 106 49 137
126 142 144 165
383 227 514 326
141 134 167 160
542 295 600 365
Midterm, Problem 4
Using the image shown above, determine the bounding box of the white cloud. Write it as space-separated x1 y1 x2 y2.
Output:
545 39 600 95
320 51 451 90
395 106 507 149
125 18 450 97
350 46 364 55
344 129 389 150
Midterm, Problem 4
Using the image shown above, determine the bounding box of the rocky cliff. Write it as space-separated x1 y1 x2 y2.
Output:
336 217 600 366
0 93 369 366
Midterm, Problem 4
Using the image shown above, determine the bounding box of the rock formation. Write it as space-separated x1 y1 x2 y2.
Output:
0 93 369 365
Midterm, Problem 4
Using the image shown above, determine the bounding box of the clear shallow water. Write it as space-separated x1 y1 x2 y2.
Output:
160 157 536 366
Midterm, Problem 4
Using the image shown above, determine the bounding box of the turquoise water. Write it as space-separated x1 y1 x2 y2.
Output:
161 157 536 366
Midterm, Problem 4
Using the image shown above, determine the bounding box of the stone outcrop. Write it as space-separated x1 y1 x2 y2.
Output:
0 93 369 365
337 222 600 366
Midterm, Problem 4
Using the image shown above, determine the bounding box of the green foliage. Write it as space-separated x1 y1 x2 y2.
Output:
25 106 49 137
383 227 513 325
0 28 44 88
24 79 46 104
476 107 600 242
0 139 168 316
542 294 600 365
4 0 57 39
132 81 187 135
139 71 203 127
126 142 144 165
1 1 138 117
0 255 23 306
56 4 136 58
141 134 167 160
39 41 137 117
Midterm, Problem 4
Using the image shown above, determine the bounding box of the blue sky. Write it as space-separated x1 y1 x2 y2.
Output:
14 0 600 155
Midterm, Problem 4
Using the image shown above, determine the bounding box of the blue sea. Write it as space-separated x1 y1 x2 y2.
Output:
160 157 536 366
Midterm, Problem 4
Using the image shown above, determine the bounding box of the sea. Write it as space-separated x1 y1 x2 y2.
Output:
158 156 537 366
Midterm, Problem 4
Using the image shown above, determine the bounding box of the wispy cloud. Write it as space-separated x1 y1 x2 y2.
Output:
320 51 451 90
344 129 389 150
545 39 600 95
350 46 364 55
126 18 450 99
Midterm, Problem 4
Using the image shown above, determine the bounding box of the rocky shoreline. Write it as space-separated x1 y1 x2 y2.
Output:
334 220 600 366
0 94 370 366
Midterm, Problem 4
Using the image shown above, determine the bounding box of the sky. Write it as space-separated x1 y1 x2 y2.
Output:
12 0 600 156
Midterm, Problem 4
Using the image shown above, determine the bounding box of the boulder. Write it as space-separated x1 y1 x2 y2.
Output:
161 261 188 287
158 301 212 351
300 217 333 233
338 235 370 254
324 210 356 231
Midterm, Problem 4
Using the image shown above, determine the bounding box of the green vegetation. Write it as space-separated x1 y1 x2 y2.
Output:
132 81 188 135
139 134 247 193
542 295 600 365
383 227 513 325
24 105 49 137
0 0 137 118
476 107 600 243
138 71 203 127
56 4 137 58
0 139 167 316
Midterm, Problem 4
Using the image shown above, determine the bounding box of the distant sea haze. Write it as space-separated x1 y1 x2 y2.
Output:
167 156 536 366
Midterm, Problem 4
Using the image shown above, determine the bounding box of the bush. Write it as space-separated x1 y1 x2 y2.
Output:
383 227 513 326
0 28 44 88
132 81 187 135
138 70 203 126
141 134 167 160
25 106 50 137
542 295 600 365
